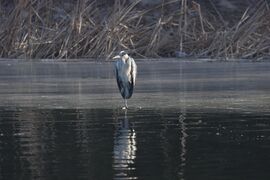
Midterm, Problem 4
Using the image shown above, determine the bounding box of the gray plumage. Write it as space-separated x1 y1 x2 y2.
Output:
113 51 137 108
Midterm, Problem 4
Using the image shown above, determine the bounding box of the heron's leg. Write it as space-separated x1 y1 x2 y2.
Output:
122 99 128 109
125 99 128 109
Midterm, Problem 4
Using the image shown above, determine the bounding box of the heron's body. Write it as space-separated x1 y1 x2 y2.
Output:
113 51 137 108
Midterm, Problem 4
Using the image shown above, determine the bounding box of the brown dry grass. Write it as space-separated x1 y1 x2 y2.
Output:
0 0 269 60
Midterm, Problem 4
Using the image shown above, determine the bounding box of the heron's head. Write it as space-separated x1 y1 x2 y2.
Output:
113 51 129 60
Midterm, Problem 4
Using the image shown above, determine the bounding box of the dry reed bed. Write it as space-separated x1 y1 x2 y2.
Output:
0 0 269 60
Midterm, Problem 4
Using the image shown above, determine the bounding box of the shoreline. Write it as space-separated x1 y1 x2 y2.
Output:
0 57 268 63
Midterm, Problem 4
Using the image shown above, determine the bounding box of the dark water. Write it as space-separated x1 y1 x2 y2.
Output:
1 108 270 180
0 60 270 180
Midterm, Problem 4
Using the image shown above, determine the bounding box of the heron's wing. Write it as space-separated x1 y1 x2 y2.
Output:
130 57 137 86
114 60 123 92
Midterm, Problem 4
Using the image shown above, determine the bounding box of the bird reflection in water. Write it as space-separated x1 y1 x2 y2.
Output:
113 110 137 180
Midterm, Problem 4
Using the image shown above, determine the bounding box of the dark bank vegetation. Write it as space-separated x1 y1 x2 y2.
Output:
0 0 269 60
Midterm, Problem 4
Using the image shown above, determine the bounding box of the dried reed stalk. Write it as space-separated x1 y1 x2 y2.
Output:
0 0 269 60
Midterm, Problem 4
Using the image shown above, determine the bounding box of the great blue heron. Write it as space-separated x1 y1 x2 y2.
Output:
113 51 137 109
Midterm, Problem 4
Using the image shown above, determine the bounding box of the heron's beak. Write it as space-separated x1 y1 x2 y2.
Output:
112 55 121 59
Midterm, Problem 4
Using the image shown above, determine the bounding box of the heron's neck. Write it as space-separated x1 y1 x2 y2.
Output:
122 56 129 63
